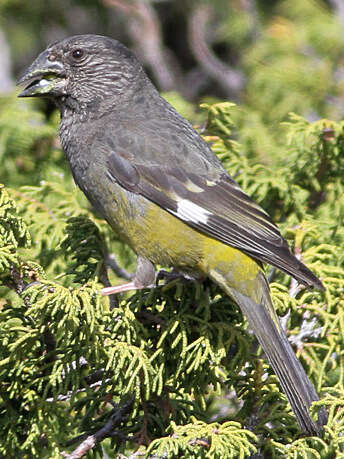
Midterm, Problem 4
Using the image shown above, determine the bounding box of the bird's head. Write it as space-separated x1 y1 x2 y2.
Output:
17 34 143 109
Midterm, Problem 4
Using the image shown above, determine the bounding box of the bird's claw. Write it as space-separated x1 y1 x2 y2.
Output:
156 269 196 286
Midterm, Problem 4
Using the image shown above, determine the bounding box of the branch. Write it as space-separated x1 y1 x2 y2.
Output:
285 244 323 350
288 316 322 349
63 398 134 458
103 0 180 91
188 4 244 99
99 261 118 309
183 66 212 100
105 253 133 281
0 29 13 93
289 249 303 298
329 0 344 26
239 0 260 40
46 373 110 402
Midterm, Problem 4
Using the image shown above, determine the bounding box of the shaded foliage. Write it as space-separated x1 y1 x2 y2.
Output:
0 97 343 457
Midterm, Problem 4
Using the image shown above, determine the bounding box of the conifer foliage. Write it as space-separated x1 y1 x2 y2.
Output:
0 93 344 457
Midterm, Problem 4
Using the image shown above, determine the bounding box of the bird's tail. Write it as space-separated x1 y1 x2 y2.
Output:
213 271 327 435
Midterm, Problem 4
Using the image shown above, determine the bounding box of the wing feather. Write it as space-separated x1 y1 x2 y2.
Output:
106 148 323 290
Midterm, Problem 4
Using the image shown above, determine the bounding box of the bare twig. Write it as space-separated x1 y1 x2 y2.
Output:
104 0 180 91
0 29 13 93
285 245 323 350
183 66 212 100
46 376 110 402
289 277 303 298
289 249 303 298
279 310 291 333
105 253 133 281
240 0 260 40
289 316 322 349
329 0 344 27
267 266 276 283
99 261 118 309
188 4 244 99
63 398 134 458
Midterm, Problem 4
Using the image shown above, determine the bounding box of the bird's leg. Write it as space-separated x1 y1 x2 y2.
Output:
101 256 156 295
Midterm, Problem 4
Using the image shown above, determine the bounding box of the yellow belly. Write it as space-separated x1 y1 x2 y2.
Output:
122 200 262 298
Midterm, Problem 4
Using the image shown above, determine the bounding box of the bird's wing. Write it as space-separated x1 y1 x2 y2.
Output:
103 135 323 290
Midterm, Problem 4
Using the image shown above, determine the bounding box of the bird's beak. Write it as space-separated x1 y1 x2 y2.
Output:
17 50 66 98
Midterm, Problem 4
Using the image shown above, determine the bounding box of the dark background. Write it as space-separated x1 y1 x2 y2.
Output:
2 0 344 122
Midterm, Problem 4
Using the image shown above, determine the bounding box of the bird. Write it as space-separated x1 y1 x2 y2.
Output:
18 34 327 435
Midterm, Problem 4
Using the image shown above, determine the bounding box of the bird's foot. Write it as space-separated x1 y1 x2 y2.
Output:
101 280 154 296
156 269 201 286
101 256 156 296
101 258 202 295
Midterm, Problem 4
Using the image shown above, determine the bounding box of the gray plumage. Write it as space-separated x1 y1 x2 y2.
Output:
18 34 327 435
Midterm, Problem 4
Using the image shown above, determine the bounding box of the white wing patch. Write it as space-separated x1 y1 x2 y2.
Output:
177 199 211 224
39 79 50 87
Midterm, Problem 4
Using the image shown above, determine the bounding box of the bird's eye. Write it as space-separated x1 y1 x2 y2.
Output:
71 49 84 60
